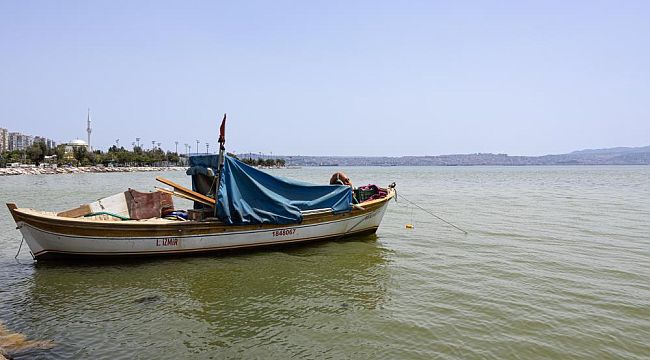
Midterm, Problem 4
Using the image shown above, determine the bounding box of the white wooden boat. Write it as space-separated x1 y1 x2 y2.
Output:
7 187 394 260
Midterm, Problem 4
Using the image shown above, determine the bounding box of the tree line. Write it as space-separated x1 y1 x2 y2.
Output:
238 156 286 167
0 143 180 167
0 142 286 168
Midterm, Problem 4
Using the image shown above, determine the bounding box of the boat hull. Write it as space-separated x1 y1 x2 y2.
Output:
8 191 393 260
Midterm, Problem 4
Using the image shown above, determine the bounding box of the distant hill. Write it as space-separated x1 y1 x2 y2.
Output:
238 145 650 166
570 146 650 156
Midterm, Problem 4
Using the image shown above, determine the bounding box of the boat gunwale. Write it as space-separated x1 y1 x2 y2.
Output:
19 208 385 240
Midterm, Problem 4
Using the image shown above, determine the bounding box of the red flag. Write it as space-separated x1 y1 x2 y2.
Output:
218 113 226 147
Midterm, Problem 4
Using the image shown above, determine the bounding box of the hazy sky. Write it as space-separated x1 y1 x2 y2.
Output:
1 0 648 156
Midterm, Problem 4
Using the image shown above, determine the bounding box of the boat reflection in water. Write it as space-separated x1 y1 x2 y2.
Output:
22 238 390 358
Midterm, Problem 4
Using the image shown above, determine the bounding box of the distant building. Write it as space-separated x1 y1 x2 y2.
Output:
12 134 32 150
24 135 33 148
34 136 56 149
8 132 21 150
62 139 89 163
0 128 7 152
2 130 57 152
66 139 89 150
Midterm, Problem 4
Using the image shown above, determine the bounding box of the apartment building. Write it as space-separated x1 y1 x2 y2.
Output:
0 128 7 152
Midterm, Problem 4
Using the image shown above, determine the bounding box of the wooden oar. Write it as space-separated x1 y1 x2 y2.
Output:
58 204 92 218
155 176 216 205
155 187 214 207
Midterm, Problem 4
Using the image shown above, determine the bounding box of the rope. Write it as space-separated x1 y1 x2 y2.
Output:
335 215 369 241
84 212 131 221
15 236 24 259
397 193 468 235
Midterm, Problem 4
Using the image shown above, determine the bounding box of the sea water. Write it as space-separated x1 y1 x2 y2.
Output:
0 166 648 359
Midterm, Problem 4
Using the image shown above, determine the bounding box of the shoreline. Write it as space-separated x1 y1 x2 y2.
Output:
0 166 187 176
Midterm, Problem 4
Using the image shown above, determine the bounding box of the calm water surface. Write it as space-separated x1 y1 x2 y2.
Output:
0 166 648 359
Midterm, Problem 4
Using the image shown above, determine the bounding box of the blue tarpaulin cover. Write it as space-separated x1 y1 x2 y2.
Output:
187 154 219 177
188 155 352 225
186 154 219 209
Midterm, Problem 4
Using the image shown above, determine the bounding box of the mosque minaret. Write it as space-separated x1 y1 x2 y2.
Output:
86 108 92 151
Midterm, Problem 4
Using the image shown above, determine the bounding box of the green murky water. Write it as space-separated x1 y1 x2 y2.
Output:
1 166 649 359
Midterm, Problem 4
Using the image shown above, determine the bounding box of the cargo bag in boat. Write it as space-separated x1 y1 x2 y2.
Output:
126 189 174 220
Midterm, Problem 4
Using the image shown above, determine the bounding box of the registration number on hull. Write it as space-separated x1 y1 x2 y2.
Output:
272 229 296 237
155 238 180 247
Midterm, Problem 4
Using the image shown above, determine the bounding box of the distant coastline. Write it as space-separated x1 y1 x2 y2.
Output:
0 166 186 176
2 145 649 175
271 145 650 167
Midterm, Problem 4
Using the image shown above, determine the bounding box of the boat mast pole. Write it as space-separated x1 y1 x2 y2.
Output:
214 113 227 218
